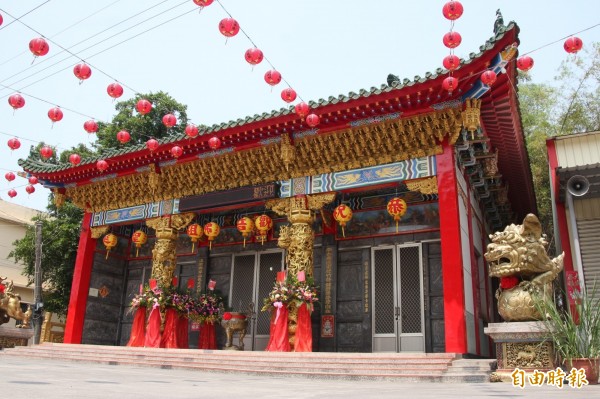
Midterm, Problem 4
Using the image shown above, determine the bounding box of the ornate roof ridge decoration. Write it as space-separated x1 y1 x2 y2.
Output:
63 108 463 212
18 23 519 177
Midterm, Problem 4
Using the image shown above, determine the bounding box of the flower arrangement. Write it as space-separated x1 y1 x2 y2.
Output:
189 291 224 324
261 273 319 312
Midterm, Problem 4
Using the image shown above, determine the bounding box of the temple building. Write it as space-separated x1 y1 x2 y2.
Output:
20 21 535 355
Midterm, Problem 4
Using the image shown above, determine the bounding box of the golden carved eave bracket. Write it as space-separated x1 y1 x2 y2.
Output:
405 176 438 195
63 108 460 213
90 226 109 239
146 213 194 240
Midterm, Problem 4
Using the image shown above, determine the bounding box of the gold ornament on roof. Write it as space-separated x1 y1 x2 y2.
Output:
462 98 481 133
406 176 438 195
280 133 296 172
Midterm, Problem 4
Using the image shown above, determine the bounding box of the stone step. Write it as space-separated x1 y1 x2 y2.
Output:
1 349 452 370
0 343 495 383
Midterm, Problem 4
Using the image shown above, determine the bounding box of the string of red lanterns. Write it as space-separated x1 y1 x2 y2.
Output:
441 1 463 94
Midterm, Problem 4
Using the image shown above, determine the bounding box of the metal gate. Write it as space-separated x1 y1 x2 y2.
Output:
229 250 284 351
372 244 424 352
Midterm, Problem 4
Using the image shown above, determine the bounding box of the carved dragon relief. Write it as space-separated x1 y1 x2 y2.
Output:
146 213 194 287
267 193 335 279
485 214 564 321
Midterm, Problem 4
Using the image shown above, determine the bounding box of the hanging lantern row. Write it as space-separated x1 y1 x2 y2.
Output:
102 233 118 259
387 197 408 233
236 216 254 248
333 204 352 238
441 1 463 94
131 230 147 257
254 214 273 245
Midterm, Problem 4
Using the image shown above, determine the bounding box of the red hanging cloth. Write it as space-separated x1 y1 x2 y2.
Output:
126 307 146 347
265 304 290 352
293 303 312 352
160 308 179 349
177 315 189 349
198 321 217 349
144 307 161 348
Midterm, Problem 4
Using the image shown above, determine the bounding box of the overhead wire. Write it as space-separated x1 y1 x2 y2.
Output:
0 0 52 33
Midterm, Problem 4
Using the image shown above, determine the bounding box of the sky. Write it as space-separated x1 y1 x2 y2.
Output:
0 0 599 212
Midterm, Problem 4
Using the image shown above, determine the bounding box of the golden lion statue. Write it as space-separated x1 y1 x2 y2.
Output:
484 214 564 321
0 277 32 328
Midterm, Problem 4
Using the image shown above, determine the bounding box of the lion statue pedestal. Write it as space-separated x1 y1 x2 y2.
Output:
483 214 563 382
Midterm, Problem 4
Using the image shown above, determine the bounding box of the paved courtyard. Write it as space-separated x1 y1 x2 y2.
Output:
1 356 598 399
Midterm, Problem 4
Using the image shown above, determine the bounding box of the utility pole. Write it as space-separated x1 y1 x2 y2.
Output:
33 220 43 344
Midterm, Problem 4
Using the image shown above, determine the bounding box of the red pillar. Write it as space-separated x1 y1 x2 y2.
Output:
546 139 574 274
63 212 96 344
436 140 468 354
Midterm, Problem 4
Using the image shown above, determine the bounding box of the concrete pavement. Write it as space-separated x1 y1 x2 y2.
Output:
1 356 598 398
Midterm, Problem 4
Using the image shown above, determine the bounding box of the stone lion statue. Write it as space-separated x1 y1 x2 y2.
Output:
484 214 564 321
0 278 32 328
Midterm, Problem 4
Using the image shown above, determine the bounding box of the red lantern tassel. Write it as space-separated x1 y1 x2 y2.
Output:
191 242 195 253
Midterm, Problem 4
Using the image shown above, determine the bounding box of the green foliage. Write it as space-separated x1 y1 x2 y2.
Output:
93 91 190 153
536 284 600 361
520 42 600 253
8 202 83 316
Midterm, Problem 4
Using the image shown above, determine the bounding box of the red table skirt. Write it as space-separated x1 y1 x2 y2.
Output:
198 321 217 349
265 306 290 352
126 307 146 347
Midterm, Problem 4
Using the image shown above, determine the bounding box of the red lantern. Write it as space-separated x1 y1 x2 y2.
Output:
442 76 458 92
387 197 408 233
146 138 159 152
236 216 254 248
131 230 147 257
40 146 53 159
442 31 462 49
162 113 177 128
443 54 460 71
96 159 109 172
294 102 309 118
333 204 353 238
306 114 320 127
136 99 152 115
186 223 203 252
117 130 130 144
48 107 63 123
28 176 38 185
564 37 583 54
0 14 3 26
219 18 239 37
83 120 98 133
29 38 49 56
264 70 282 86
5 172 15 182
170 145 183 158
25 185 35 195
185 124 199 138
481 70 497 86
208 136 221 150
73 63 92 82
203 222 220 250
281 88 297 103
193 0 213 7
69 153 81 165
516 56 534 72
8 94 25 110
254 214 272 245
102 233 118 259
244 48 263 65
7 189 17 199
107 82 123 99
442 1 464 20
8 138 21 151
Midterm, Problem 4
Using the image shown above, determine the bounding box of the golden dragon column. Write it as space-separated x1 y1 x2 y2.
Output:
145 213 194 288
266 193 335 349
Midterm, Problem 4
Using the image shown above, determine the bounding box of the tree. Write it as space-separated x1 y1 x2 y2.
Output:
9 202 83 316
520 42 600 253
93 91 190 152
